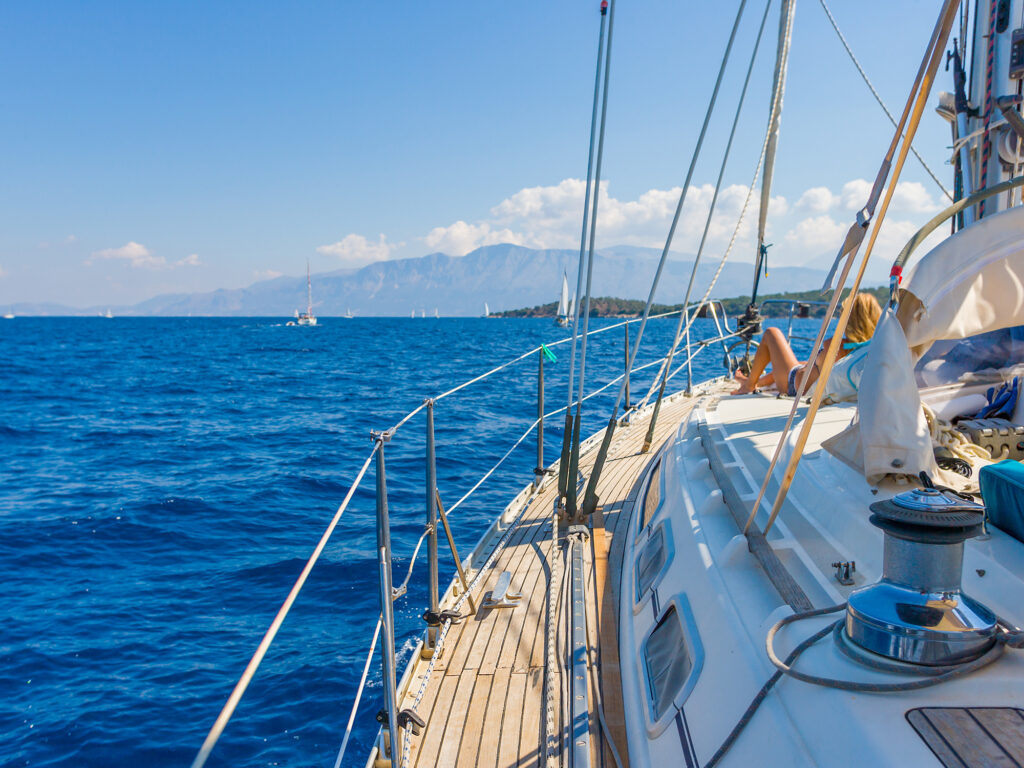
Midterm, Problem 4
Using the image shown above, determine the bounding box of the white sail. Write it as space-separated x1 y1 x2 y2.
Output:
557 272 569 318
569 290 576 321
306 260 313 316
484 302 490 317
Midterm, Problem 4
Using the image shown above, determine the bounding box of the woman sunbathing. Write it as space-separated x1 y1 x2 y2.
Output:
731 292 881 396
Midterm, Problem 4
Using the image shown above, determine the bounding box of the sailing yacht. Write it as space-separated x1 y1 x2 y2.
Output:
483 302 490 318
193 3 1024 768
289 260 317 326
555 271 570 327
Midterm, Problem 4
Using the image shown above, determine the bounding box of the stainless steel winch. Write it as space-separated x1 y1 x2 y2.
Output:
845 484 998 666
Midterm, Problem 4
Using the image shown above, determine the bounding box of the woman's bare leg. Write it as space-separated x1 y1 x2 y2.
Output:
731 327 799 394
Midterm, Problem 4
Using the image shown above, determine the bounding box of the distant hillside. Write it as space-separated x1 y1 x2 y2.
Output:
495 286 890 318
7 243 857 316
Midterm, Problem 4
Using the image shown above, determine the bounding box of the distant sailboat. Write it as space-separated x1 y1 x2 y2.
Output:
3 308 14 319
555 271 570 327
288 260 317 326
420 310 425 319
483 302 490 318
433 308 439 319
411 309 415 319
104 308 113 319
345 308 354 319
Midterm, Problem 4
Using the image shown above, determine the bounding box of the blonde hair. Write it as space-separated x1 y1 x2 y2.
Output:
842 291 881 344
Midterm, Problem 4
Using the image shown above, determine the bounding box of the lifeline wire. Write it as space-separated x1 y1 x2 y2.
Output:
191 447 378 768
332 617 383 768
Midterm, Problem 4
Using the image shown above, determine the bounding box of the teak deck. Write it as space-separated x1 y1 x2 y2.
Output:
396 394 700 768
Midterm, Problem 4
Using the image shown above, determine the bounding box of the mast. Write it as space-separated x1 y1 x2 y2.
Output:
734 0 796 360
751 0 796 306
306 259 313 316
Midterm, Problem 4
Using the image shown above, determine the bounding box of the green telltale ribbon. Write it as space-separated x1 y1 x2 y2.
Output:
541 344 557 363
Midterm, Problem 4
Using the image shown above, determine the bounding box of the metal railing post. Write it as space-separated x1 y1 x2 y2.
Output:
423 401 440 657
623 320 631 420
535 352 545 488
372 431 400 766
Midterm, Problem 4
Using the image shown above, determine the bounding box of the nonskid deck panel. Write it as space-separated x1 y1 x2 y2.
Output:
396 394 704 768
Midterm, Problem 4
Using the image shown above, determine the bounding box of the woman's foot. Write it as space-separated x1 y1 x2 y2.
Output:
731 369 755 395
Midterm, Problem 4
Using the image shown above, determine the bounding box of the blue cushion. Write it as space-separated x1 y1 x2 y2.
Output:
979 460 1024 543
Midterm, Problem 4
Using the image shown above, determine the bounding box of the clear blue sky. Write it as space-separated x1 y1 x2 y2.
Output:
0 1 956 307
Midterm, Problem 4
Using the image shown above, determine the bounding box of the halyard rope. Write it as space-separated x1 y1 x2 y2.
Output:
817 0 952 200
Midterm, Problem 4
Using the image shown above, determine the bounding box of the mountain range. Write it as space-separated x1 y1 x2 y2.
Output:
8 243 887 316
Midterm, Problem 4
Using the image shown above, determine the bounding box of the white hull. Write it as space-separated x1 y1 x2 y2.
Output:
618 381 1024 766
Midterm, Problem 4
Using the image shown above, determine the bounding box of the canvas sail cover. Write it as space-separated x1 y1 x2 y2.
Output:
824 205 1024 483
897 205 1024 360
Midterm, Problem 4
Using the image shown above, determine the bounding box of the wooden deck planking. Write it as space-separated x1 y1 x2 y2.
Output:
456 671 493 767
397 396 697 768
497 671 529 766
476 666 511 768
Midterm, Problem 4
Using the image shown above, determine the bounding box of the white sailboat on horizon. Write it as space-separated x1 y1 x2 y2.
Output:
555 271 570 327
288 260 317 326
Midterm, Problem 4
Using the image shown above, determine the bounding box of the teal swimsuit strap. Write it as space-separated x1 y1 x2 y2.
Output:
842 340 870 351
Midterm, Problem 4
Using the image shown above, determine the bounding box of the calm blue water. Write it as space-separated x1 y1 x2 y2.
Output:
0 315 817 767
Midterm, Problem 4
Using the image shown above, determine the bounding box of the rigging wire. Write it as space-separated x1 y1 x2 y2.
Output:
644 0 775 447
817 0 953 201
579 0 753 517
560 0 610 503
568 0 618 515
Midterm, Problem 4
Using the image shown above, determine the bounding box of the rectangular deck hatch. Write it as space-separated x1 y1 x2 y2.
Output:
644 604 692 720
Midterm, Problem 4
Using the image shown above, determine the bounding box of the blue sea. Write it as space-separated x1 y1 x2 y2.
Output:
0 315 818 767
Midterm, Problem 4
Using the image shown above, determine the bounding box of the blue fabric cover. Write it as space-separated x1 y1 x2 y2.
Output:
979 460 1024 543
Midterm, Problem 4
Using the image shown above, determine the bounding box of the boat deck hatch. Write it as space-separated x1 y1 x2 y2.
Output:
907 707 1024 767
636 523 669 601
644 603 692 720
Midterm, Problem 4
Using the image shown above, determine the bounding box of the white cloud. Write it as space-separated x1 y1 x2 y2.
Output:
424 221 523 256
422 179 789 258
176 253 201 267
89 241 165 269
783 215 848 254
796 186 835 213
254 269 283 281
839 178 941 214
316 233 399 267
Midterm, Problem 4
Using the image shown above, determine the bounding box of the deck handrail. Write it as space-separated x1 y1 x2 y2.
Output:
190 306 735 768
